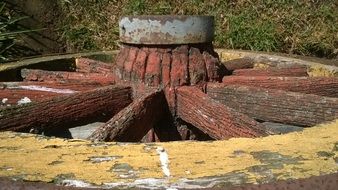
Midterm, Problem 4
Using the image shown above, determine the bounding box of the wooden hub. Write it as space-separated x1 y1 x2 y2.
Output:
114 44 224 87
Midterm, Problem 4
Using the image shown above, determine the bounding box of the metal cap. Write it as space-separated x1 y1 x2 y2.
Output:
119 15 214 45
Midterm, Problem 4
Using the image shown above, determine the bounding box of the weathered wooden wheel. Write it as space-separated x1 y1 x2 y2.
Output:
0 15 337 189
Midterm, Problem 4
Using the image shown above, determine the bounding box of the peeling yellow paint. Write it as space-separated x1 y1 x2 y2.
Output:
216 49 337 78
0 136 163 184
163 120 338 182
216 51 244 62
307 65 338 77
253 63 270 69
0 120 337 187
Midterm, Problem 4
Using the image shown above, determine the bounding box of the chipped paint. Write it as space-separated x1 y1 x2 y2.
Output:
254 63 270 69
216 50 243 62
307 65 338 77
87 155 122 163
119 16 214 44
17 97 31 105
0 120 337 188
216 49 337 77
61 179 92 188
8 85 78 94
156 147 171 177
1 98 8 104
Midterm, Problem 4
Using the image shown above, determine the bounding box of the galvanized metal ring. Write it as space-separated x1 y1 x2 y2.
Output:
119 15 215 45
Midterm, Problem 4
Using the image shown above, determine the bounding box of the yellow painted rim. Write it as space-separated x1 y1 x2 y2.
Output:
0 120 337 188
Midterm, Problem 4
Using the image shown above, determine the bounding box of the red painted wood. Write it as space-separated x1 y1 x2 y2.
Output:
222 58 254 71
145 51 161 86
123 47 139 80
75 58 113 74
189 47 207 85
207 83 338 126
132 48 148 82
89 89 166 142
171 45 189 87
0 85 132 132
176 86 269 139
222 76 338 97
21 69 115 84
0 82 104 105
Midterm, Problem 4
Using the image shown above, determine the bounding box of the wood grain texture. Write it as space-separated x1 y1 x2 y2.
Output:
222 76 338 97
0 81 104 105
222 58 254 71
176 86 269 139
232 67 308 77
89 89 166 142
207 83 338 126
75 58 113 74
0 85 132 132
21 69 115 84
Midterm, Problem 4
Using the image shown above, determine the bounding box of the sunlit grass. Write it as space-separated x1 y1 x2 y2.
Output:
58 0 337 58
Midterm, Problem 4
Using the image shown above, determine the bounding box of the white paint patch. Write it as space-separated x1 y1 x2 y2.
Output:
156 147 171 177
2 98 8 104
61 179 93 187
59 176 238 189
9 85 77 94
17 97 31 105
104 178 167 189
89 156 120 163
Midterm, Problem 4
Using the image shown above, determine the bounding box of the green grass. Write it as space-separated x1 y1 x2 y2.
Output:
217 13 281 52
57 0 338 58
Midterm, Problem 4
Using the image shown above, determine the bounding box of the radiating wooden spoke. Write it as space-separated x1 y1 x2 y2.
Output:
0 85 132 132
222 76 338 97
89 89 167 142
21 69 116 84
207 83 338 126
175 86 270 140
0 81 105 106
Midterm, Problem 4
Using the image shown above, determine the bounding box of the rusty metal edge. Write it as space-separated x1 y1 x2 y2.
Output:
119 15 214 44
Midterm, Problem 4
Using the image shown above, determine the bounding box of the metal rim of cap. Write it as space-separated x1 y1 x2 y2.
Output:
119 15 215 45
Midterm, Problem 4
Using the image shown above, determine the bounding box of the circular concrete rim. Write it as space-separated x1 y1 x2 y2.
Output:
215 49 338 77
119 15 215 44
